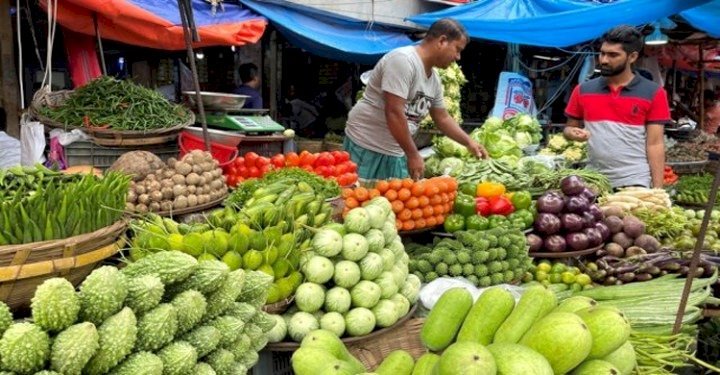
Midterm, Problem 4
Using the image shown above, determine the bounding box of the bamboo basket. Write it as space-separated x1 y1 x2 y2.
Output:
29 89 194 147
296 138 324 153
347 318 426 370
262 296 293 315
323 140 344 151
0 221 127 309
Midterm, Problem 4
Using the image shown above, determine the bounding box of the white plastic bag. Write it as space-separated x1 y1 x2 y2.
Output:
20 114 46 166
0 131 21 168
420 278 533 310
49 128 89 147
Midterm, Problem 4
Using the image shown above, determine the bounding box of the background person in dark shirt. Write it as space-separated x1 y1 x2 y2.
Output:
234 63 263 109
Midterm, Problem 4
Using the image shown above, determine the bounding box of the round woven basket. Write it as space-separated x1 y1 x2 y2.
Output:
0 220 127 309
296 139 324 153
347 318 426 370
323 141 344 151
29 89 194 147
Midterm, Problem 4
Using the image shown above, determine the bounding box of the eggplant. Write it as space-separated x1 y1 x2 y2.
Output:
526 234 543 253
583 227 603 248
561 213 584 232
565 195 590 214
535 213 562 235
579 187 597 203
566 232 589 251
537 192 564 214
604 276 618 285
543 234 567 253
593 222 611 242
560 175 586 196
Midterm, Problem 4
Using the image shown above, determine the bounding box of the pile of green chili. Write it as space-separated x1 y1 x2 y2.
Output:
39 76 191 131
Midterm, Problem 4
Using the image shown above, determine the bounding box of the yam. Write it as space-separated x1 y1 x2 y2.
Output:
108 151 166 181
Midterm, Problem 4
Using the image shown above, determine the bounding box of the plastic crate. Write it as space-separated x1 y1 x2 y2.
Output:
178 131 238 167
250 350 292 375
64 140 179 171
239 138 286 157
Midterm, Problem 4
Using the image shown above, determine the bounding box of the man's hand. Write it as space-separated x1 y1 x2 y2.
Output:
467 141 488 159
564 127 590 142
407 153 424 180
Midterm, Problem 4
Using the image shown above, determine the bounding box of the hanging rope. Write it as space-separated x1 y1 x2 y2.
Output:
16 0 24 109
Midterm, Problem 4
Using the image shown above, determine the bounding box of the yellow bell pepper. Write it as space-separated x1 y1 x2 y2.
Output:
476 182 506 198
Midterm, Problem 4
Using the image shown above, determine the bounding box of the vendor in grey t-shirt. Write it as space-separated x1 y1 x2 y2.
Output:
345 18 487 180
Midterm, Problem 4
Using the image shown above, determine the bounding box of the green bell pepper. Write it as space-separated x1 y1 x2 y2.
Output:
465 215 489 231
487 215 507 229
510 191 532 210
459 182 478 197
453 193 477 217
443 214 466 233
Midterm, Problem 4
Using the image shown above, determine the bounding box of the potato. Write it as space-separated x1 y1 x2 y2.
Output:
135 203 148 213
160 200 173 212
163 169 176 179
147 180 161 192
174 196 189 209
186 172 201 186
149 201 161 212
127 190 138 204
171 174 186 185
187 185 197 195
150 191 163 203
187 194 198 207
135 184 147 195
161 186 173 200
161 178 174 189
167 157 178 168
192 163 204 174
145 174 156 181
175 161 192 176
138 193 151 205
211 168 222 178
210 179 224 191
195 186 203 195
125 202 135 211
172 185 187 198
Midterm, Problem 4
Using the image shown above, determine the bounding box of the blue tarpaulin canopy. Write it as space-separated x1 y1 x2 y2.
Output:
239 0 414 64
408 0 714 47
681 1 720 38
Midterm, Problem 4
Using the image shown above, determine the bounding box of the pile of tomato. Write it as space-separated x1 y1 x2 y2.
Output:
342 176 458 232
223 150 358 187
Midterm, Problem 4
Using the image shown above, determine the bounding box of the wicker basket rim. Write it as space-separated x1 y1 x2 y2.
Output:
29 90 194 136
0 220 127 256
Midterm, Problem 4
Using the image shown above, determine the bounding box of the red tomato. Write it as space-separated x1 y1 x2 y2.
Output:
248 166 261 178
315 166 329 177
326 165 337 177
300 153 317 166
233 156 245 167
336 151 350 163
244 152 259 166
347 172 358 185
226 175 238 187
301 165 314 173
255 157 270 169
286 152 300 166
336 174 349 186
238 166 249 177
335 163 348 175
226 166 238 177
314 152 331 167
260 164 272 175
271 154 285 168
330 151 343 164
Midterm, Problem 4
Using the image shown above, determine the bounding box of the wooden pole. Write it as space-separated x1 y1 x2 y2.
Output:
0 0 20 137
699 43 705 131
93 13 107 76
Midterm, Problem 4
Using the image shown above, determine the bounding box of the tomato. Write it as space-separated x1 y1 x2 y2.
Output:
226 166 238 177
260 164 272 175
337 174 350 186
255 156 270 169
346 162 357 173
238 166 249 177
339 151 351 163
347 172 358 184
271 154 285 168
300 152 318 166
330 151 343 164
248 166 260 178
244 152 259 166
226 175 238 188
315 166 329 177
286 152 300 167
335 163 349 175
233 156 245 167
326 165 337 177
314 152 333 167
301 165 314 173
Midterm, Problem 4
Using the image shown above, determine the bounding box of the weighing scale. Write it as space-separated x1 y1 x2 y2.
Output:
182 92 285 134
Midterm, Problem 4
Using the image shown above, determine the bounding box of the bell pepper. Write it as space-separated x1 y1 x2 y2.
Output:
443 214 466 233
465 215 489 231
487 215 507 229
475 197 492 216
489 195 515 216
454 194 477 217
476 182 506 199
510 191 532 210
459 182 478 197
509 209 535 228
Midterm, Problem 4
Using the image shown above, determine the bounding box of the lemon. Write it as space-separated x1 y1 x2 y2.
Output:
243 250 263 270
536 262 552 273
549 273 563 284
575 273 592 286
534 270 548 282
561 271 576 285
550 263 567 274
222 251 243 271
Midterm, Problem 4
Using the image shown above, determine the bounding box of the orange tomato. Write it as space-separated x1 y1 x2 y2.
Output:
398 188 412 201
402 221 415 231
430 195 443 205
415 218 427 229
446 178 458 192
411 208 423 220
384 189 398 201
426 216 438 227
435 214 445 224
411 183 426 197
341 188 354 199
391 200 404 213
401 178 414 189
369 189 381 199
422 206 434 217
440 193 450 203
426 184 440 196
433 204 445 215
376 180 390 193
444 202 452 213
389 179 403 191
286 152 300 167
399 209 413 221
405 197 419 210
418 196 430 207
395 219 403 230
355 187 369 202
436 180 448 193
345 197 359 209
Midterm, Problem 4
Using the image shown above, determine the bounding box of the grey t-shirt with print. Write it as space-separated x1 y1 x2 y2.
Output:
346 46 445 157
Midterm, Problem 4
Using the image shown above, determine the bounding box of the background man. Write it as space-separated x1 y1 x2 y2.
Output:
234 63 263 109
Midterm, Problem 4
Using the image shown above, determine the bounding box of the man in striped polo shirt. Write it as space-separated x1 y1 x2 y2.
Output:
564 26 671 189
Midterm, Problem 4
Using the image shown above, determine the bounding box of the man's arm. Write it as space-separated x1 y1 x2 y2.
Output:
563 118 589 141
384 92 423 179
430 107 487 158
646 124 665 188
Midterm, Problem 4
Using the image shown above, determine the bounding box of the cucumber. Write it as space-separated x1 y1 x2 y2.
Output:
411 353 440 375
375 350 414 375
493 286 556 344
420 288 473 351
457 287 515 345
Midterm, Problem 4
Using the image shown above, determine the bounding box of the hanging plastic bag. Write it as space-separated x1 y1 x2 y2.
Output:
0 131 21 168
20 114 46 166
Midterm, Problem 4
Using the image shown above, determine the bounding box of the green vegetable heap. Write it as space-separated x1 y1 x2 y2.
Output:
39 76 191 131
407 227 532 287
225 167 340 208
0 251 276 374
0 165 129 245
674 174 716 206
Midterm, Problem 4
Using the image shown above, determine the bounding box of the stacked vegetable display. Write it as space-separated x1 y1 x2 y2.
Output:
342 177 457 231
539 133 587 164
599 187 672 214
673 174 716 206
528 176 609 254
407 227 532 287
116 150 228 214
223 150 358 188
0 164 129 245
275 198 420 342
525 261 594 292
0 251 276 374
445 181 535 233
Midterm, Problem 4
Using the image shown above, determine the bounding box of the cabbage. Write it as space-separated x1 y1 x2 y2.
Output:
295 283 325 313
401 275 421 303
288 312 319 342
359 253 384 281
324 287 352 314
514 132 533 148
364 229 385 253
364 205 387 230
372 299 400 328
266 314 288 343
432 136 469 159
344 307 376 337
375 271 399 299
424 154 442 177
378 248 396 272
381 222 397 246
304 255 335 284
342 233 369 261
482 132 522 159
319 312 346 337
344 207 371 234
312 229 343 257
438 157 465 177
333 260 361 289
350 281 381 309
390 294 411 318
